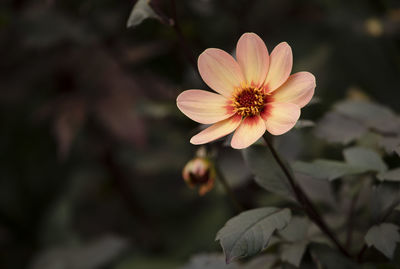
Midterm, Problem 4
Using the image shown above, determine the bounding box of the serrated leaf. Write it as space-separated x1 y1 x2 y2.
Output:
334 101 400 134
292 159 367 181
216 207 291 263
126 0 160 28
377 168 400 182
314 112 367 144
343 146 387 173
242 145 293 198
281 241 308 267
365 223 400 259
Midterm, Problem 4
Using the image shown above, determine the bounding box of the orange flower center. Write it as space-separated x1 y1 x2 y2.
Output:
232 87 266 117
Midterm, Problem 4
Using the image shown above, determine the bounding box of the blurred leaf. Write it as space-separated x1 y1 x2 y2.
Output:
279 217 310 267
127 0 161 28
296 173 336 205
343 147 387 173
379 136 400 155
372 183 400 222
293 159 366 181
30 235 128 269
334 101 400 134
180 253 240 269
314 112 367 144
377 168 400 182
310 243 357 269
242 145 293 198
365 223 400 259
281 241 308 267
216 207 291 263
279 217 309 242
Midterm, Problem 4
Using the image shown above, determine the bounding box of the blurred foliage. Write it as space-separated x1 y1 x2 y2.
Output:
0 0 399 268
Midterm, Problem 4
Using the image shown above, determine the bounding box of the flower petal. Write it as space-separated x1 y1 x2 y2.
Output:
177 90 234 124
190 115 242 145
231 116 266 149
198 48 245 97
272 72 316 108
236 33 269 87
264 42 293 92
261 102 300 135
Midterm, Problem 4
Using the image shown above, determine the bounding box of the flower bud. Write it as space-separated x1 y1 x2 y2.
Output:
182 157 215 196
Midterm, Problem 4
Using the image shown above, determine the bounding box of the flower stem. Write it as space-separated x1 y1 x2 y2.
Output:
214 164 245 213
262 134 351 258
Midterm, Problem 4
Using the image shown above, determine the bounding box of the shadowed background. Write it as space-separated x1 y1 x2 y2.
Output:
0 0 399 268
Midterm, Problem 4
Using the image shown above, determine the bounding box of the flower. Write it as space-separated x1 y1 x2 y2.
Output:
177 33 316 149
182 157 215 196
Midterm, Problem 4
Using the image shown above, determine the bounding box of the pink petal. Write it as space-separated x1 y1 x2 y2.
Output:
236 33 269 87
190 115 242 145
272 72 316 108
261 102 300 135
177 90 234 124
264 42 293 92
231 116 266 149
198 48 245 98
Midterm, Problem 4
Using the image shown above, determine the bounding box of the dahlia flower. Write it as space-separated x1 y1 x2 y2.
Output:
177 33 316 149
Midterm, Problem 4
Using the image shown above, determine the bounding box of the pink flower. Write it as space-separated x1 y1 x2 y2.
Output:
177 33 316 149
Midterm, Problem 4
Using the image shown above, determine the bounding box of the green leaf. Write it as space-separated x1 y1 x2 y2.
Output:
242 145 293 197
216 207 291 263
292 159 366 181
365 223 400 259
281 241 308 267
126 0 161 28
377 168 400 182
314 112 367 144
334 101 400 134
343 146 387 173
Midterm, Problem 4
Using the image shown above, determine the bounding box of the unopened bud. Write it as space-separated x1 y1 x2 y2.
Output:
182 157 215 196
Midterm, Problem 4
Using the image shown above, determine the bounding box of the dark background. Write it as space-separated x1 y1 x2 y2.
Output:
0 0 399 268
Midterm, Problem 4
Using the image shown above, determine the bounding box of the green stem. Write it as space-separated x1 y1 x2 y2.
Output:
262 134 351 258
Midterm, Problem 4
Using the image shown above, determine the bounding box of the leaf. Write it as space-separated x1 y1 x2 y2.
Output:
281 241 308 267
377 168 400 182
334 100 400 134
292 159 366 181
379 136 400 154
279 217 309 242
371 183 400 222
126 0 161 28
314 112 367 144
216 207 291 263
242 145 293 198
343 146 387 173
365 223 400 259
